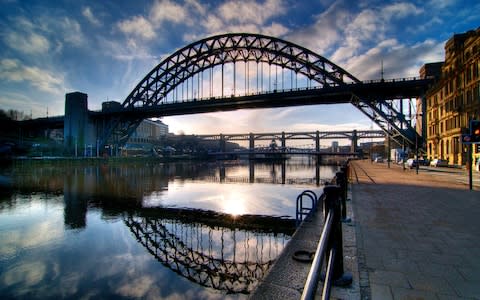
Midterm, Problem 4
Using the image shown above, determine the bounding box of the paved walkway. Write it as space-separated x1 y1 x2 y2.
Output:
350 160 480 299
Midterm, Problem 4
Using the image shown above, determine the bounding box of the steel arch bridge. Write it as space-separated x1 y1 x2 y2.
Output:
99 33 431 149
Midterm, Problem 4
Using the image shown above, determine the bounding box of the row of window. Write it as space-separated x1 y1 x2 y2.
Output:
428 79 480 108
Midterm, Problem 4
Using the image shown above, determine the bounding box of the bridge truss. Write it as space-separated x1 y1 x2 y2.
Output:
100 33 430 149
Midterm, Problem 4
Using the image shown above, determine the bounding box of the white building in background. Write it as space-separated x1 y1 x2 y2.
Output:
129 119 169 144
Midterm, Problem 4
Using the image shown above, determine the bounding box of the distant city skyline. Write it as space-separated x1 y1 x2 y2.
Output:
0 0 479 134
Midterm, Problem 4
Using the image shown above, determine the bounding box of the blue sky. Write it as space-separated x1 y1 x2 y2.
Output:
0 0 479 135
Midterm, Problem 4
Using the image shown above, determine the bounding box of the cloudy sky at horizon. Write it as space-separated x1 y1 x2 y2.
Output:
0 0 479 135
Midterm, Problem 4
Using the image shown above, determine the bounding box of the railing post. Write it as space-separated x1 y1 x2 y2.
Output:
335 171 348 221
323 185 352 286
340 165 349 200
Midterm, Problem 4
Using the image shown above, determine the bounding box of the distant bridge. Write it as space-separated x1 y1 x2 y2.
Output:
174 129 385 153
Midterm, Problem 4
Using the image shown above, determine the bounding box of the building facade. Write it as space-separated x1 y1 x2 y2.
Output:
129 119 169 144
425 28 480 166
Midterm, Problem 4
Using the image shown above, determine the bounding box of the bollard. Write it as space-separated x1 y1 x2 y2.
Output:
323 185 352 286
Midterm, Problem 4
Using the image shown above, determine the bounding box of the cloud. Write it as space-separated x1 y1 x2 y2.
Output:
3 30 50 54
427 0 456 9
2 15 86 57
150 0 189 25
56 17 85 47
186 0 289 41
0 58 66 94
287 1 351 55
381 2 423 19
118 16 156 41
218 0 286 25
262 22 289 37
82 6 101 26
344 39 445 79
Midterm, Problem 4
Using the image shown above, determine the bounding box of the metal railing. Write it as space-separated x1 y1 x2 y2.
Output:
301 163 352 300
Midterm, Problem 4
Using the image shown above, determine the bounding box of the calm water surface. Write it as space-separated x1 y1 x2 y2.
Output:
0 157 338 299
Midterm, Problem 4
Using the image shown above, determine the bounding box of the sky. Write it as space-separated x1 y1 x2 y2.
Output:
0 0 479 135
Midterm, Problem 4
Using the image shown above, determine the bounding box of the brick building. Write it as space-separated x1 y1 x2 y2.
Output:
425 28 480 166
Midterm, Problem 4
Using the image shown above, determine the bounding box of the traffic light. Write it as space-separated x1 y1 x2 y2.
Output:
471 120 480 143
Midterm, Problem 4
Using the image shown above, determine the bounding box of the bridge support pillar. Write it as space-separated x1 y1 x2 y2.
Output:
350 130 358 153
219 134 226 153
316 131 320 153
249 133 255 159
64 92 96 157
249 160 255 183
281 131 286 153
220 165 225 182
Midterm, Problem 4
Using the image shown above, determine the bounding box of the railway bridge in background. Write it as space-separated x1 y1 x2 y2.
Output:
21 33 433 155
189 129 385 153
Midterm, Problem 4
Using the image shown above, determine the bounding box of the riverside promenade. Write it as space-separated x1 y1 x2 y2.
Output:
350 160 480 299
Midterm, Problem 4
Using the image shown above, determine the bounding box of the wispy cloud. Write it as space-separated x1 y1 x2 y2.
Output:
118 16 156 41
2 15 85 56
218 0 286 25
82 6 101 26
287 1 350 55
150 0 189 25
0 58 66 94
3 30 50 54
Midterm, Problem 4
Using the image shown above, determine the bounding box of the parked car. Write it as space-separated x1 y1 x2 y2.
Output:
406 158 417 169
374 157 384 163
417 158 430 166
430 159 448 167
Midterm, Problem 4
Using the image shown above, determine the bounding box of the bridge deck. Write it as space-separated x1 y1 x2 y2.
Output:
92 78 431 118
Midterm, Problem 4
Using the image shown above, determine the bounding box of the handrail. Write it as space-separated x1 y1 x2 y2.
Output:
322 247 336 300
301 208 334 300
300 163 352 300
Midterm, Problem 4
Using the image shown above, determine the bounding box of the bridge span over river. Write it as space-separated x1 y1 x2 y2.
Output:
18 33 432 156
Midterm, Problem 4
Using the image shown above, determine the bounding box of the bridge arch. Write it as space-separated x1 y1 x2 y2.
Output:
122 33 360 108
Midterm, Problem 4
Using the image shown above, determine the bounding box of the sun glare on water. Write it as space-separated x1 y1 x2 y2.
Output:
222 192 247 216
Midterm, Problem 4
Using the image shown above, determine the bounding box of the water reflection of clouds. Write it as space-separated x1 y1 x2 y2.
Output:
2 261 46 287
0 196 64 260
143 182 309 217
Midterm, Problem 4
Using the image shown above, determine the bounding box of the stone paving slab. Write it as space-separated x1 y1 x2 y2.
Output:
350 160 480 300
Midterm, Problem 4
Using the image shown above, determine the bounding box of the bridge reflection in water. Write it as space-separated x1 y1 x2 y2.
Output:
3 159 332 297
125 210 292 294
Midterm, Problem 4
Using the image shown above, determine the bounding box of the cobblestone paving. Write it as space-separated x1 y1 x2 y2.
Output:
350 160 480 300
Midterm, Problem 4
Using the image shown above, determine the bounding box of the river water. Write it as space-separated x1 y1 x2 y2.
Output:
0 157 338 299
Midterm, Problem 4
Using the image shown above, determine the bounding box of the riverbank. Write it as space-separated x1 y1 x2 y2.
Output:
350 160 480 299
0 155 211 166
